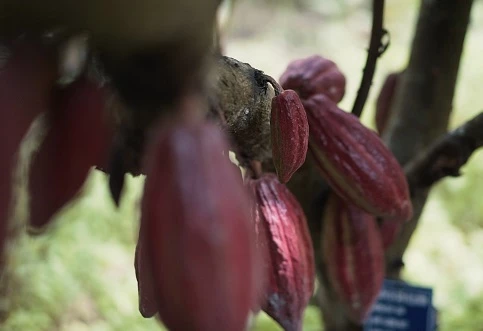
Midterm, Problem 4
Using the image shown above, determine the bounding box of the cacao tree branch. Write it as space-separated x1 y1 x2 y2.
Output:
351 0 387 117
405 112 483 189
382 0 474 279
383 111 483 277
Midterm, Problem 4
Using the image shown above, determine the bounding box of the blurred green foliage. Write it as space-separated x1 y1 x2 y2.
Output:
4 0 483 330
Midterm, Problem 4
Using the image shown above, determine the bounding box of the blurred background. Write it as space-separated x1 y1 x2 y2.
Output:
4 0 483 330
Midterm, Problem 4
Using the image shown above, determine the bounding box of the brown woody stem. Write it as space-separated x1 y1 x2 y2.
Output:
405 112 483 189
264 74 283 96
381 112 483 278
351 0 387 117
383 0 474 279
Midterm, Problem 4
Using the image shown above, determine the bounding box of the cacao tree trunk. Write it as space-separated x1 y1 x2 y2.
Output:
383 0 474 280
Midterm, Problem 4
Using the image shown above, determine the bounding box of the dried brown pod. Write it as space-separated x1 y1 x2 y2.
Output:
304 94 412 221
280 55 346 103
141 118 261 331
271 90 309 183
210 56 274 162
322 194 385 324
249 173 315 331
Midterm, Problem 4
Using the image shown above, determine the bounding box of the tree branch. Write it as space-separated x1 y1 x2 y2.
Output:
382 0 475 279
405 112 483 189
351 0 387 117
385 111 482 279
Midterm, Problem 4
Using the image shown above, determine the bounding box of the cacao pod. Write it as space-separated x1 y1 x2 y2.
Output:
304 94 412 221
247 181 269 315
248 173 315 331
270 90 309 183
0 40 57 255
322 194 384 323
376 72 401 135
29 77 112 231
134 230 158 318
279 55 346 103
140 118 261 331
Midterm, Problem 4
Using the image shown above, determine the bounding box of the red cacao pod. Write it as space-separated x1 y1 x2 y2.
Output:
270 90 309 183
376 72 401 135
303 94 412 221
322 194 384 323
0 41 57 254
134 230 158 318
141 118 261 331
279 55 346 103
29 77 112 231
248 173 315 331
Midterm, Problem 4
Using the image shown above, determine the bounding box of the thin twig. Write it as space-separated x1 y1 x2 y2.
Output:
351 0 387 117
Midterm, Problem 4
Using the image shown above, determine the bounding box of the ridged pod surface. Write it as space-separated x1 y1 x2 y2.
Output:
279 55 346 103
322 194 384 323
270 90 309 183
249 174 315 331
303 94 412 221
140 119 261 331
29 77 112 231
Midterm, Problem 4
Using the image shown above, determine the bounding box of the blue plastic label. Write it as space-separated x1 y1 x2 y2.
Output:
364 279 437 331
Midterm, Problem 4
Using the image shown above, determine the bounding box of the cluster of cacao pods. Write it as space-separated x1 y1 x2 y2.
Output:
0 30 413 331
274 54 413 324
0 6 320 331
134 106 317 330
0 30 318 331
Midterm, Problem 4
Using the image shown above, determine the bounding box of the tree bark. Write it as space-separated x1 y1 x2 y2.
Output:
383 0 474 279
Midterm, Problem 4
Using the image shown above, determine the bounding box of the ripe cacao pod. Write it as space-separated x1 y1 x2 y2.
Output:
376 72 401 135
270 90 309 183
303 94 412 221
140 118 261 331
134 230 158 318
29 77 112 231
248 173 315 331
0 40 57 253
279 55 346 103
322 194 384 323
